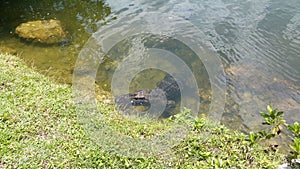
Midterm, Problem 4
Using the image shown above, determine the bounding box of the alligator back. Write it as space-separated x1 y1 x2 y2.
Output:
115 74 181 115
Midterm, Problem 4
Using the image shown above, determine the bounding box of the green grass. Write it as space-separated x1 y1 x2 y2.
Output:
0 53 286 168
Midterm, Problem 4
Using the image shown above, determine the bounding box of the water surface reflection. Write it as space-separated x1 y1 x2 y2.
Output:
105 0 300 131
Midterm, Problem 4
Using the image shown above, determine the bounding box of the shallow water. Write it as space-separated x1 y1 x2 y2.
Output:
0 0 111 83
0 0 299 133
104 0 300 130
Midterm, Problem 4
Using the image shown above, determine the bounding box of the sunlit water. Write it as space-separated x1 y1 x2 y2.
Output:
1 0 299 142
105 0 300 131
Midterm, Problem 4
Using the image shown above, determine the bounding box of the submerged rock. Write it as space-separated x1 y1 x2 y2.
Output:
223 60 300 131
15 19 66 44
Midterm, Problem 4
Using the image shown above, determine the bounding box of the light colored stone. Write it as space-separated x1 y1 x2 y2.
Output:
278 159 300 169
15 19 66 44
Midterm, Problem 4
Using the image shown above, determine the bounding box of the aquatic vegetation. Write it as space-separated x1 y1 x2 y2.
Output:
261 105 286 135
245 105 300 167
288 123 300 159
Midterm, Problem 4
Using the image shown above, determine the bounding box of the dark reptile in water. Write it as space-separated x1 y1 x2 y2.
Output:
115 74 181 117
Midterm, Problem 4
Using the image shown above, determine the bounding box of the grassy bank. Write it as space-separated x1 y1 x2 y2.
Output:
0 53 285 168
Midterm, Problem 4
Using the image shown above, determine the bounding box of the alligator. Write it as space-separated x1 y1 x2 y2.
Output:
115 74 181 117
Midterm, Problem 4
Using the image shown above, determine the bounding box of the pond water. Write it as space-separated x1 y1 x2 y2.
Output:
1 0 299 137
0 0 111 83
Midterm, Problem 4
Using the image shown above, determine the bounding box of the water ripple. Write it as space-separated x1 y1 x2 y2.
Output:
103 0 300 129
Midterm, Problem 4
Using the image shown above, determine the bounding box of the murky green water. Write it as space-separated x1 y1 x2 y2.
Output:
0 0 111 83
1 0 299 139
